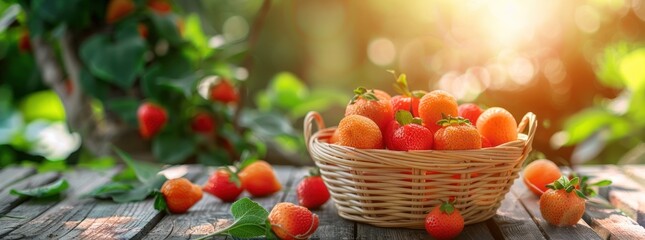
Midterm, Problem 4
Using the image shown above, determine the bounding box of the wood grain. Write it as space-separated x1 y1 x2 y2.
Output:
0 168 121 238
583 197 645 239
0 171 60 215
3 166 201 240
578 165 645 228
142 166 294 240
510 175 602 240
0 167 36 191
490 187 546 240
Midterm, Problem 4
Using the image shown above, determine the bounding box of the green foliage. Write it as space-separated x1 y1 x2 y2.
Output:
10 179 69 198
88 148 168 203
557 42 645 164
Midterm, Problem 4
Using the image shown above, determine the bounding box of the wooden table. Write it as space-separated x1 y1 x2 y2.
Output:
1 165 645 239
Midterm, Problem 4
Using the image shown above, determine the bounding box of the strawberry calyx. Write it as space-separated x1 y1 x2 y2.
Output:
436 114 471 127
388 70 427 99
569 173 612 198
546 176 587 199
309 167 321 177
395 110 423 126
219 166 242 188
351 87 379 104
439 200 455 215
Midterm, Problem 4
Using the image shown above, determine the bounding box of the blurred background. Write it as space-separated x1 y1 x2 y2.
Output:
1 0 644 168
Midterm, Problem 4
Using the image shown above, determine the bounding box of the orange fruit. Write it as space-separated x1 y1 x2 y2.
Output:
239 160 282 197
106 0 135 24
476 107 518 146
539 177 586 226
335 115 383 149
523 159 561 196
161 178 203 214
345 87 393 132
418 90 459 133
269 202 319 240
434 116 481 150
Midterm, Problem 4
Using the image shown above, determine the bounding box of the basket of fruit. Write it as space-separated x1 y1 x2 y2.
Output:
303 81 537 229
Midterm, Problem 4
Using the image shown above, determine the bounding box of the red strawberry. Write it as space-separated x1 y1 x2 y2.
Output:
481 135 492 148
384 120 401 150
209 78 239 104
390 72 425 117
191 112 216 134
539 176 587 226
458 103 483 126
425 201 464 240
147 0 172 14
137 102 167 139
18 31 31 53
269 202 319 240
390 110 434 151
296 167 330 209
203 168 243 202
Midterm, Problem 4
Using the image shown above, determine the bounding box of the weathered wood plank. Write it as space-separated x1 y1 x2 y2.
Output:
0 167 36 191
283 167 355 240
3 165 203 240
510 175 602 240
0 171 60 215
578 165 645 228
142 166 295 240
583 197 645 239
0 168 121 238
490 188 546 240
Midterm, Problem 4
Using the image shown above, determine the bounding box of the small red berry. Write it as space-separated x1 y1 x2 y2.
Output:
296 168 330 209
191 112 216 134
137 102 168 139
203 169 243 202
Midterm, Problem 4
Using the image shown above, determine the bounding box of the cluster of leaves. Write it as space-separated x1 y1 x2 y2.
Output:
569 172 612 198
0 0 266 165
555 42 645 164
250 72 347 163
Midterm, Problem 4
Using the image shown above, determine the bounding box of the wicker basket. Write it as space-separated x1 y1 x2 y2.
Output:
304 111 537 229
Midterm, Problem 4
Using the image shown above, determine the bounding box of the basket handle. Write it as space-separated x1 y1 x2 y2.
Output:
517 112 537 152
304 111 326 151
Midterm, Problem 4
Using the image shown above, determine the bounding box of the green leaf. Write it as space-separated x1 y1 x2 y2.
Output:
111 174 167 203
0 4 20 33
240 110 297 138
196 198 271 240
197 152 231 167
569 177 579 186
148 12 182 45
79 33 146 89
575 189 589 200
79 69 109 101
562 108 631 145
227 197 270 237
87 182 133 199
152 134 197 164
591 179 612 187
439 201 455 215
183 14 212 58
159 74 199 98
553 180 564 189
596 42 630 89
114 147 161 183
267 72 309 110
104 98 139 126
619 48 645 92
153 190 168 212
10 179 69 198
395 110 414 126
